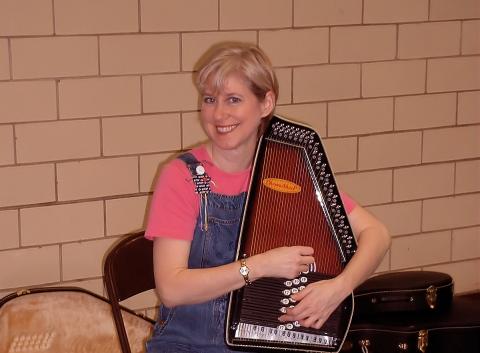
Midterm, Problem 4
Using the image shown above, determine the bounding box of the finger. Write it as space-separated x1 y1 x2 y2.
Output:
278 310 301 322
302 256 315 266
291 290 306 302
279 307 309 323
278 313 293 322
313 317 327 329
299 314 324 329
299 316 317 328
295 264 308 275
291 284 312 301
294 246 314 255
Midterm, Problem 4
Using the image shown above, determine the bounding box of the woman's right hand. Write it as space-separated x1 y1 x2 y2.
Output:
248 246 315 280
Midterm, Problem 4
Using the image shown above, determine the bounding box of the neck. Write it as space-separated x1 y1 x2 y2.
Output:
207 143 256 173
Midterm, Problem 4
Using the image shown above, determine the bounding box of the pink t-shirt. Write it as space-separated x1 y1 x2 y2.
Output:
145 145 356 240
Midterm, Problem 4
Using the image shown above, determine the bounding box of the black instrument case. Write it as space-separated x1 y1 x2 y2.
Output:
343 293 480 353
342 271 479 353
353 271 454 317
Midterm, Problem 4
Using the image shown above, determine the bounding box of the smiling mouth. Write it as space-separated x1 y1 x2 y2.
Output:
216 124 238 133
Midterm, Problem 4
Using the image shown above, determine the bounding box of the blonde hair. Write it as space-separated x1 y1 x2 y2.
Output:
195 42 279 114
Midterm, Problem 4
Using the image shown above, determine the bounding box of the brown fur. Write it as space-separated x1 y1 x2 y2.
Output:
0 291 153 353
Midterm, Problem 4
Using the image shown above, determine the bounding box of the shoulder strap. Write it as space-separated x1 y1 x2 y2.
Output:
177 152 201 176
177 152 211 231
177 152 211 195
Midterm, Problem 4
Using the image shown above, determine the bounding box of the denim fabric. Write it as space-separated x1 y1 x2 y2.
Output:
146 153 248 353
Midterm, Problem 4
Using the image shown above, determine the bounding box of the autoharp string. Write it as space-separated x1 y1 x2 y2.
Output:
247 141 342 276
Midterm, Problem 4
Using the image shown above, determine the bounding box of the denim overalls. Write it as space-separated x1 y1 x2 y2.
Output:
146 153 249 353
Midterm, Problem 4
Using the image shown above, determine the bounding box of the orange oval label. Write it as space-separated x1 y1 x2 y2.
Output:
263 178 301 194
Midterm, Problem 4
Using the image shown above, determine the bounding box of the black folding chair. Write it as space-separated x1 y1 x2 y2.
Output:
104 231 156 353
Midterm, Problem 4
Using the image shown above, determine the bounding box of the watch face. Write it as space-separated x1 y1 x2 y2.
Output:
240 266 249 276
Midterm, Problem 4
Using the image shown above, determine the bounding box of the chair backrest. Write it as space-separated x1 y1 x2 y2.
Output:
104 231 156 353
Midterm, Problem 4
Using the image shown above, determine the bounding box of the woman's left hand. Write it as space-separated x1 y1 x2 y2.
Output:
278 277 350 329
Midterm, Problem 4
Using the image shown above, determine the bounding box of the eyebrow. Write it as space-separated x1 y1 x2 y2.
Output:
202 91 244 98
225 92 244 97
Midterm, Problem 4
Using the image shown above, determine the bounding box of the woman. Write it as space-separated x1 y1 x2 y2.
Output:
145 42 390 352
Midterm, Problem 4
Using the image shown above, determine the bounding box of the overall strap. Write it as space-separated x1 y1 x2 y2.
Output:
177 152 211 230
177 153 211 194
177 152 201 175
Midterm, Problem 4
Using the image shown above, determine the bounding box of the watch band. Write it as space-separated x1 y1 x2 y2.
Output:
239 258 251 286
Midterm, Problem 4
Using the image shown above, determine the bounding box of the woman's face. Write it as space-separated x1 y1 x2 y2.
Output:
200 73 273 155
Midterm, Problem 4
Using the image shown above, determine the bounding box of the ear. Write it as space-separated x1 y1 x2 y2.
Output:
261 91 275 117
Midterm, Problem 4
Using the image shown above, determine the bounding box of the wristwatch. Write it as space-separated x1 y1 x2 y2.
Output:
239 257 251 286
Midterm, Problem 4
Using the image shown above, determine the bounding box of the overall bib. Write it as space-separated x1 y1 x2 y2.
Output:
146 153 249 353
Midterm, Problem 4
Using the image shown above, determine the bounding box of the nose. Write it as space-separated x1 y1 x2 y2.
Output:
212 101 227 121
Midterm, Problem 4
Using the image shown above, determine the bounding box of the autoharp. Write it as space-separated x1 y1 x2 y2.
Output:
226 115 357 352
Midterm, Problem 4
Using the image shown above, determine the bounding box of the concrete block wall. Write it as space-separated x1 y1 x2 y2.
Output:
0 0 479 314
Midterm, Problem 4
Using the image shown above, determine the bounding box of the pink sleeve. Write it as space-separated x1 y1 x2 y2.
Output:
145 160 199 241
340 191 356 214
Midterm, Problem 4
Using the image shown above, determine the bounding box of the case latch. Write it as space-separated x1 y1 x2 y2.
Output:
426 285 437 309
417 329 429 353
398 342 408 351
359 339 371 353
